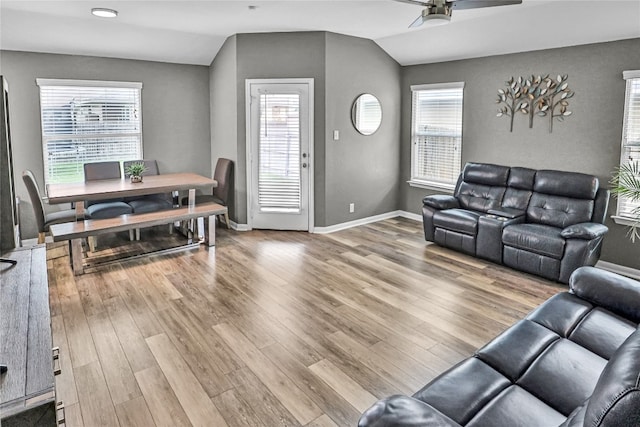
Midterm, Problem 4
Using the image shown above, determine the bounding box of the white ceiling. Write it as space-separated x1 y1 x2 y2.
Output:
1 0 639 67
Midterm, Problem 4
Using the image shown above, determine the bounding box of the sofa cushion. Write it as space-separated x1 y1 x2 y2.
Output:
466 385 566 427
568 308 637 360
507 167 536 190
476 320 559 382
502 223 566 259
584 328 640 427
433 209 481 235
457 182 506 213
463 163 510 186
501 188 533 211
527 193 594 228
534 170 598 199
413 358 511 425
526 293 593 337
517 338 608 416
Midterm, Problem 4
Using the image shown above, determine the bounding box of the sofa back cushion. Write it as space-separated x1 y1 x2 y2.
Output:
584 328 640 427
456 163 509 213
534 170 599 199
527 170 599 228
527 194 594 228
502 167 536 211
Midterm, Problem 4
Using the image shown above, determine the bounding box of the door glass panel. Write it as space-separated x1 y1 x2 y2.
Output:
258 93 301 213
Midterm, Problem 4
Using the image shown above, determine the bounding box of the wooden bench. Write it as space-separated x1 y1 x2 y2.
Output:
50 203 227 275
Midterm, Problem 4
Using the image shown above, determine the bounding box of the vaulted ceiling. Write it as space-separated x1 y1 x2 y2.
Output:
2 1 639 66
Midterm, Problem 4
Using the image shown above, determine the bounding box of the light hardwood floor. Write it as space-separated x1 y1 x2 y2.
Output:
47 217 564 427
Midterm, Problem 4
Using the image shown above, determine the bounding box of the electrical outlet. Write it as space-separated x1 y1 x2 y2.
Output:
333 130 340 141
349 203 355 213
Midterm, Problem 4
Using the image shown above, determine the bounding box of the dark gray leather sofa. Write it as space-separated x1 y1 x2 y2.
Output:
358 267 640 427
422 163 609 283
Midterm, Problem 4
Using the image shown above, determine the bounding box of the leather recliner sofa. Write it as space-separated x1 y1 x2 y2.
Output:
358 266 640 427
422 163 609 283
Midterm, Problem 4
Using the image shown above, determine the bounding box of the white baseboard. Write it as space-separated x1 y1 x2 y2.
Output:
229 210 419 234
397 211 422 222
229 220 251 231
595 261 640 280
314 210 419 234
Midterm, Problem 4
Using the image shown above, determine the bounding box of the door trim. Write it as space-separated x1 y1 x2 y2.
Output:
245 78 314 232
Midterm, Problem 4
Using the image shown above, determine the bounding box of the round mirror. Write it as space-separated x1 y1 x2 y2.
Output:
351 93 382 135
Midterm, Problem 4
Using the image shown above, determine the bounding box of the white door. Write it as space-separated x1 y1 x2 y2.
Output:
247 79 313 230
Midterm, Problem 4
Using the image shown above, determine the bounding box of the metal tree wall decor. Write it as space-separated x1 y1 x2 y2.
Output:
496 74 574 132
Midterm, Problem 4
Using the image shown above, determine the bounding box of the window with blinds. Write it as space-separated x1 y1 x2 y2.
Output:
37 79 142 185
617 71 640 220
258 93 301 212
410 82 464 190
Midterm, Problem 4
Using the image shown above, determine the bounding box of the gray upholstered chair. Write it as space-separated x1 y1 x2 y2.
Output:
22 170 77 244
122 160 173 214
181 158 233 228
83 161 133 250
123 159 173 240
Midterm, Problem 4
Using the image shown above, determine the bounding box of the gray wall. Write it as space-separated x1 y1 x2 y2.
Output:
324 33 401 225
210 36 239 221
215 31 402 227
400 38 640 269
0 50 211 238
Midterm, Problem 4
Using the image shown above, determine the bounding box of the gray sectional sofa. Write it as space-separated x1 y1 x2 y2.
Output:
358 266 640 427
422 163 610 283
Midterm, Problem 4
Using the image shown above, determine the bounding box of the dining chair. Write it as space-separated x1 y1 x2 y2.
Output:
123 159 173 239
22 170 77 244
84 161 133 251
181 158 233 228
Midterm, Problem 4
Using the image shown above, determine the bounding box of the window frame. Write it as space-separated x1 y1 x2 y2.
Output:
36 78 143 186
408 81 465 192
612 70 640 226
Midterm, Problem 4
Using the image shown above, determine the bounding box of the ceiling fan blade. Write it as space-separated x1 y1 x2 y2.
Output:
409 14 425 28
394 0 433 7
452 0 522 10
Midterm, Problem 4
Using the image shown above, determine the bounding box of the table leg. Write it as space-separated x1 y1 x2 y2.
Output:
204 215 215 247
75 201 85 220
70 239 84 276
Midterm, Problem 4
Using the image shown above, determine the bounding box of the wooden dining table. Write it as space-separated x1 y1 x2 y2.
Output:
47 172 217 218
46 172 220 274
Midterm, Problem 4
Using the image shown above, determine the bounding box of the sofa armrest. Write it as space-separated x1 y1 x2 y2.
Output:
560 222 608 240
423 195 460 210
359 395 462 427
487 207 525 219
569 267 640 323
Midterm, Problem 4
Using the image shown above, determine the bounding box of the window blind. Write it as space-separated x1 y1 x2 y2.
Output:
37 79 142 185
258 93 301 212
411 83 464 189
618 72 640 219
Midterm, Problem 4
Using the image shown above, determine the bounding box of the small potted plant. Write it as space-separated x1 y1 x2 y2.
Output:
125 162 148 183
610 160 640 241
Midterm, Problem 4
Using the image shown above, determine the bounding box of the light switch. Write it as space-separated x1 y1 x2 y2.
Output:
333 130 340 141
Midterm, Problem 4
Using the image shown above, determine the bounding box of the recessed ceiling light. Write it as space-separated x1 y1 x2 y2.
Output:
91 8 118 18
